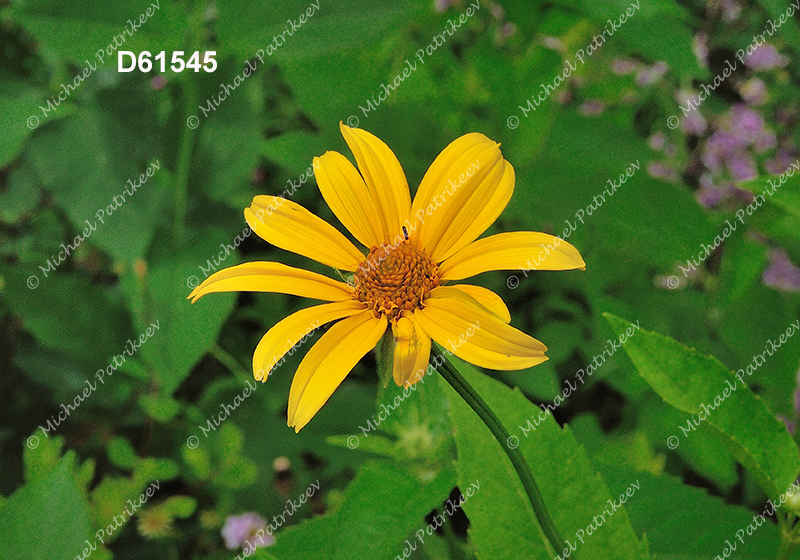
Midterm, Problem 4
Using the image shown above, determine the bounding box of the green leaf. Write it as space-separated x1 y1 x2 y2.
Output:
25 100 166 263
257 460 455 560
604 313 800 501
123 235 236 393
0 85 45 168
596 463 784 560
6 0 184 65
738 172 800 221
0 264 134 374
0 460 91 560
440 357 650 560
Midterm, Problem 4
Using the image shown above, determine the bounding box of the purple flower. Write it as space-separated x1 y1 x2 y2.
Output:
766 149 799 175
727 105 765 142
611 58 639 75
222 513 275 552
763 248 800 292
744 43 789 70
648 161 676 181
726 152 757 181
682 111 707 136
753 131 777 153
739 78 768 106
636 61 668 86
719 0 741 22
434 0 452 13
580 100 604 115
696 185 727 209
703 131 746 172
693 33 709 66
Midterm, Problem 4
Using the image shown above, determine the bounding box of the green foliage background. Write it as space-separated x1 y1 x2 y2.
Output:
2 0 800 558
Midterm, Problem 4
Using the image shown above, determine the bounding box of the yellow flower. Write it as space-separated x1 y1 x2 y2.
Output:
189 123 585 432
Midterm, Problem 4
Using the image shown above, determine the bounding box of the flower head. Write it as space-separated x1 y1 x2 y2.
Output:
221 513 274 552
189 123 585 431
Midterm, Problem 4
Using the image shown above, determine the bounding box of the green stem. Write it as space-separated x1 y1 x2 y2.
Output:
209 343 251 384
432 346 566 555
172 1 204 245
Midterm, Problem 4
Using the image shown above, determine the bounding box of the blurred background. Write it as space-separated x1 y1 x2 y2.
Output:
2 0 800 558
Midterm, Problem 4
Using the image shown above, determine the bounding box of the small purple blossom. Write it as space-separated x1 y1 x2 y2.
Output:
766 149 799 175
648 161 676 181
611 58 639 75
744 43 789 71
726 152 757 181
636 61 668 86
222 513 275 553
739 78 768 106
580 100 604 115
693 33 709 66
763 248 800 292
682 112 707 135
727 105 765 142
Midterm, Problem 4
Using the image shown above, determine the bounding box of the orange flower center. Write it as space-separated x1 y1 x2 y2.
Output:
353 241 439 321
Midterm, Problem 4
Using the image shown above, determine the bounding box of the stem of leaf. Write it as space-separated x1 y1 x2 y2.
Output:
431 346 566 555
209 343 251 384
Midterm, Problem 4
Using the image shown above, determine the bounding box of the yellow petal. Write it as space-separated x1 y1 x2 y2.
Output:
245 196 364 271
187 261 352 303
288 311 387 431
252 300 366 381
415 287 547 370
409 133 507 261
314 151 385 248
392 316 432 387
339 122 411 241
439 232 586 281
435 161 514 262
449 284 511 323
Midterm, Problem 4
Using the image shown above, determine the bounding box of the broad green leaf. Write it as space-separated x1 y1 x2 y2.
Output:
0 85 45 168
6 0 184 64
217 0 421 61
597 464 785 560
604 313 800 501
122 234 236 393
0 263 134 374
0 460 91 560
440 356 650 560
25 98 166 263
193 60 264 211
738 172 800 221
257 460 456 560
